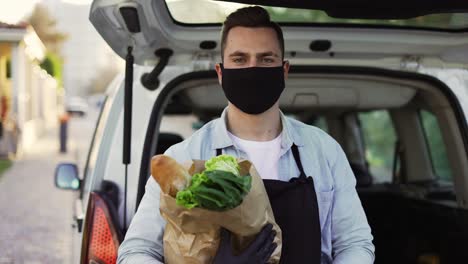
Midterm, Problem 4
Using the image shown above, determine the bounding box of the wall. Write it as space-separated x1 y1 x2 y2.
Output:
0 42 58 157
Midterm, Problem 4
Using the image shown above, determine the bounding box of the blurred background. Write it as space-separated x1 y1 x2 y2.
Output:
0 0 122 263
0 0 124 159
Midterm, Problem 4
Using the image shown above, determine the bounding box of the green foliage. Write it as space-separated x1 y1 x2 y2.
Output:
6 58 11 79
263 7 463 29
0 159 12 179
204 154 240 176
358 110 452 182
360 111 396 171
28 3 68 54
40 52 63 88
176 155 251 211
176 170 252 211
28 3 66 89
420 111 452 181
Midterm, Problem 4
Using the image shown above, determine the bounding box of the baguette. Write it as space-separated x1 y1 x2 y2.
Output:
151 155 190 197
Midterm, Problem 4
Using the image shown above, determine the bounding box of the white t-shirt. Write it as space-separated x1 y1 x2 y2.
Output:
228 131 282 180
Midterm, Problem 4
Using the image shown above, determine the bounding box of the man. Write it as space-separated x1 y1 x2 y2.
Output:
118 6 374 264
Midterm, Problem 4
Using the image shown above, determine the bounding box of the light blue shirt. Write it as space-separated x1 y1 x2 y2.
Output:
118 108 375 264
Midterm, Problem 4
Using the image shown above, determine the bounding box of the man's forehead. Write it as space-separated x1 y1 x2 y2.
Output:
226 26 278 41
224 26 281 52
228 25 276 34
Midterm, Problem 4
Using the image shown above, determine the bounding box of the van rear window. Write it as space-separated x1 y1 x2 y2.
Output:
165 0 468 30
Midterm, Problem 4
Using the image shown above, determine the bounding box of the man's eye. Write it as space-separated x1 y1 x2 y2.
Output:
233 58 245 63
263 58 274 63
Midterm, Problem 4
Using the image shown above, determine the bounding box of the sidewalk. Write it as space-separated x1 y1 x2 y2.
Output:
0 114 95 264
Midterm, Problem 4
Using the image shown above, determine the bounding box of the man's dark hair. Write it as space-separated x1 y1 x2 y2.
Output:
221 6 284 61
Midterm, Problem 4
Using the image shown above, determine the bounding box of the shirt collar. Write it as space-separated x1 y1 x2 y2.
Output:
211 107 234 150
211 107 304 150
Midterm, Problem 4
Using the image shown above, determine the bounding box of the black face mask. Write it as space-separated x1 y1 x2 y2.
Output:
220 63 285 115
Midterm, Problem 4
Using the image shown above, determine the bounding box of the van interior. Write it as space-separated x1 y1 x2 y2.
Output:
133 66 468 264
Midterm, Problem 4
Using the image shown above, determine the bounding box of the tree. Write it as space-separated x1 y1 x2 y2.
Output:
263 7 455 28
39 52 63 87
27 4 67 87
27 3 67 54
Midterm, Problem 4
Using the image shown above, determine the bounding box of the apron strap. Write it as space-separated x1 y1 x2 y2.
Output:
291 144 307 179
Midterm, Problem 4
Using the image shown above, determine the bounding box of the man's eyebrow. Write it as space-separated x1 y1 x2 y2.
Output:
228 51 279 57
228 51 248 57
257 51 279 58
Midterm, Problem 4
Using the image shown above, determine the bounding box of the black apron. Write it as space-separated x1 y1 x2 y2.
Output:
216 145 321 263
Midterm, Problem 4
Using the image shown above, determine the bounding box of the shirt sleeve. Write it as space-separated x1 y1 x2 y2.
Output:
117 146 183 264
330 140 375 264
117 176 165 264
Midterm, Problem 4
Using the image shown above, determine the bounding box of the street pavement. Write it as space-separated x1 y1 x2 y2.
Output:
0 109 99 264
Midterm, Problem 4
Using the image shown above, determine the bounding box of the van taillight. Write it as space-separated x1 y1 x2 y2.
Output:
82 192 121 264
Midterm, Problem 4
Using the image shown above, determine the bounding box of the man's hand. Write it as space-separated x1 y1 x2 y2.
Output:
213 223 277 264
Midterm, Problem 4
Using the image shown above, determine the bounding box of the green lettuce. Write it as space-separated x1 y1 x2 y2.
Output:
175 155 251 211
204 154 240 176
175 189 198 209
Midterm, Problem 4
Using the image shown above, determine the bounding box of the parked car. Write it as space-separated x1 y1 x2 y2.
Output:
54 1 468 263
66 97 89 117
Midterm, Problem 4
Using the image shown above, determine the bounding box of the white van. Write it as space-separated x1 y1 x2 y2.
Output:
54 1 468 263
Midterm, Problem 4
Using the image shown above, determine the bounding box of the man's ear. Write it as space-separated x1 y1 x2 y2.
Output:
283 60 290 80
215 63 223 85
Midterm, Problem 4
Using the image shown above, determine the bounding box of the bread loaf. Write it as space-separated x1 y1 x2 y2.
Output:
151 155 190 197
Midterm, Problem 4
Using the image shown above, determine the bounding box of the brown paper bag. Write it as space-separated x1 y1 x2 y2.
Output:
159 159 282 264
